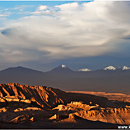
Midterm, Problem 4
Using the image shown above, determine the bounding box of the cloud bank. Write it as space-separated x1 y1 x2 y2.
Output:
0 1 130 65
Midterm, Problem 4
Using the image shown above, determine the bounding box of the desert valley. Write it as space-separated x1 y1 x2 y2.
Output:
0 1 130 129
0 66 130 129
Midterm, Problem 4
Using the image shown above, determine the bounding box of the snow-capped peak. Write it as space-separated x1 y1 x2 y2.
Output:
78 68 91 72
122 66 130 70
104 66 116 70
60 64 67 68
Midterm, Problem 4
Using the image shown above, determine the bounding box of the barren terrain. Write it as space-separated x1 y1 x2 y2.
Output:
0 83 130 129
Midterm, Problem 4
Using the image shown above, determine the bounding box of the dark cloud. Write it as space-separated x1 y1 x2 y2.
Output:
122 35 130 40
1 28 12 35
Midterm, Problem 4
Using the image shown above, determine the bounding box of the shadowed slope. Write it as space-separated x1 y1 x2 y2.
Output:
0 83 64 108
0 83 130 129
0 83 108 108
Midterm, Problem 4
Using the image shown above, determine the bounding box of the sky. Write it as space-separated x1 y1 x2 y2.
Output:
0 1 130 71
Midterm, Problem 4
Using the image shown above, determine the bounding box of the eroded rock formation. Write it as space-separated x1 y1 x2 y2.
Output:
0 83 130 129
0 83 64 109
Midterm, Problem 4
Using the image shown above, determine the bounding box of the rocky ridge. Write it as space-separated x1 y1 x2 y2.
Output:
0 83 64 109
52 102 130 125
0 83 108 108
0 83 130 128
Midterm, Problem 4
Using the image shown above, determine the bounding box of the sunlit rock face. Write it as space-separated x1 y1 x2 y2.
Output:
75 107 130 125
0 83 130 129
51 101 130 125
0 83 108 108
0 83 64 108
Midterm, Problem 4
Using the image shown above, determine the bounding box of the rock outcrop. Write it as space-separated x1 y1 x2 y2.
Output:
52 101 130 125
0 83 64 109
0 83 130 128
0 83 108 109
76 107 130 125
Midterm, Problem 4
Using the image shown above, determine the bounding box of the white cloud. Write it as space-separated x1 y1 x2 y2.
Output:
0 11 11 17
0 1 130 64
55 2 78 10
32 5 54 15
38 5 47 10
0 14 6 17
13 5 34 11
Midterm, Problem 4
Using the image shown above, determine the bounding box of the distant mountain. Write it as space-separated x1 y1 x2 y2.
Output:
103 66 116 70
50 64 73 73
78 68 91 72
0 65 130 94
117 66 130 70
103 66 130 71
0 66 45 86
0 66 43 74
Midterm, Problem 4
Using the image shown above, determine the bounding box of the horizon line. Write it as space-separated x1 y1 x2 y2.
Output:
1 65 130 72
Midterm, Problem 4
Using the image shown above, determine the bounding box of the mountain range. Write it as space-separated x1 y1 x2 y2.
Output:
0 65 130 94
0 65 130 128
